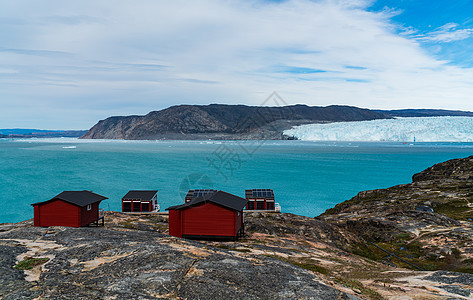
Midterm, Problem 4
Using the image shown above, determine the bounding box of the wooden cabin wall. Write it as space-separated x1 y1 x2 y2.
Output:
168 210 182 238
79 202 99 226
181 203 235 237
34 200 80 227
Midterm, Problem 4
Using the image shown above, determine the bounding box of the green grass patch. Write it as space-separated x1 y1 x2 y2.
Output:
335 277 383 300
462 258 473 264
293 262 329 275
248 239 266 245
14 257 49 270
434 200 471 221
453 267 473 274
351 241 471 272
265 254 329 275
119 219 136 229
215 244 252 253
394 232 413 243
215 244 231 250
233 248 251 253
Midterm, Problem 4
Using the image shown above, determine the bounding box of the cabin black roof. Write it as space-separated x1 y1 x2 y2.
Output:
122 190 158 200
245 189 275 200
167 190 247 212
184 189 217 202
31 191 108 207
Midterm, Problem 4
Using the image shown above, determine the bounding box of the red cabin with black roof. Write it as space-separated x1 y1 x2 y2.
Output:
32 191 107 227
245 189 276 210
122 190 159 212
167 190 247 240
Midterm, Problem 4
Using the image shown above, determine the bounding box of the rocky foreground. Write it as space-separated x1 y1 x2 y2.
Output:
2 156 473 299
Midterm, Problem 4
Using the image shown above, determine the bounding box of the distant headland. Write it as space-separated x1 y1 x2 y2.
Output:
0 129 87 139
80 104 473 140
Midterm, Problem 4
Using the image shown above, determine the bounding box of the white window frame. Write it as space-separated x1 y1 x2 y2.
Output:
87 204 91 211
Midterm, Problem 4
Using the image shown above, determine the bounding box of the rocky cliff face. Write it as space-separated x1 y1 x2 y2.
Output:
321 156 473 276
81 104 389 140
412 156 473 182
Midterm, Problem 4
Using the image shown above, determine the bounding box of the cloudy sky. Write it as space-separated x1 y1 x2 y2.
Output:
1 0 473 129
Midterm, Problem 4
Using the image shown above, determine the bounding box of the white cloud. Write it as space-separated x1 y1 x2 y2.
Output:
1 0 473 129
417 23 473 42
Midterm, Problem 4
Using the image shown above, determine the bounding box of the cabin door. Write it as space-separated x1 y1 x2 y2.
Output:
123 202 132 212
141 202 150 212
132 201 141 212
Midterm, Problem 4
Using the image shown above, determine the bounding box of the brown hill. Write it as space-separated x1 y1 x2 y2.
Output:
80 104 389 140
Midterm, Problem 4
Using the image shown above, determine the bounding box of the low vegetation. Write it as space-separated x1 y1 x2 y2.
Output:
334 277 383 300
352 240 472 273
265 254 329 275
14 257 49 270
434 200 472 221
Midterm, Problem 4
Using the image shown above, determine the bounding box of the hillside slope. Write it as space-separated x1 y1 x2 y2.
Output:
321 156 473 275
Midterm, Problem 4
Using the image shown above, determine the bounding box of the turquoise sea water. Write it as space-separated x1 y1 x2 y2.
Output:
1 138 472 224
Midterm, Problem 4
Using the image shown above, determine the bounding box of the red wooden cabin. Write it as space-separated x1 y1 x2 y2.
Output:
32 191 107 227
167 190 247 240
122 190 159 212
245 189 276 210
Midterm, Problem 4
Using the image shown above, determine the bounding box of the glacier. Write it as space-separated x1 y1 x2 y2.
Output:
284 117 473 142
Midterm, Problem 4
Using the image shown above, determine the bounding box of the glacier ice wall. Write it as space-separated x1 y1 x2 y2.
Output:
284 117 473 142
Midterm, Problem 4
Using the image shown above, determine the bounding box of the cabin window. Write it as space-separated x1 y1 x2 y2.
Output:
266 201 275 210
123 202 132 212
247 201 255 210
141 203 150 212
133 201 141 212
256 201 265 210
87 204 91 211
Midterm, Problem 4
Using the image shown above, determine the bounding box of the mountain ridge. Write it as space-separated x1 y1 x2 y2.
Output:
80 104 390 140
81 104 473 140
377 108 473 118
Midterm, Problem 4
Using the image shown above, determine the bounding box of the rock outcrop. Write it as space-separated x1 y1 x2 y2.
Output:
0 217 356 300
321 156 473 275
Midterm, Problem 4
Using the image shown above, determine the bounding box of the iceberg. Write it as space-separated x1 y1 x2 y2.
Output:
284 117 473 142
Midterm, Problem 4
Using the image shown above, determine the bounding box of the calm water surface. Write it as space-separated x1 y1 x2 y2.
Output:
1 138 472 223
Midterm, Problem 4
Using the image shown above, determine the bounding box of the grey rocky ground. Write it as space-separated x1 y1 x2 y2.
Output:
0 221 354 300
2 211 473 299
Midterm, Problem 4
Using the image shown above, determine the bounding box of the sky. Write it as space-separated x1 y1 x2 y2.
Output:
1 0 473 129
